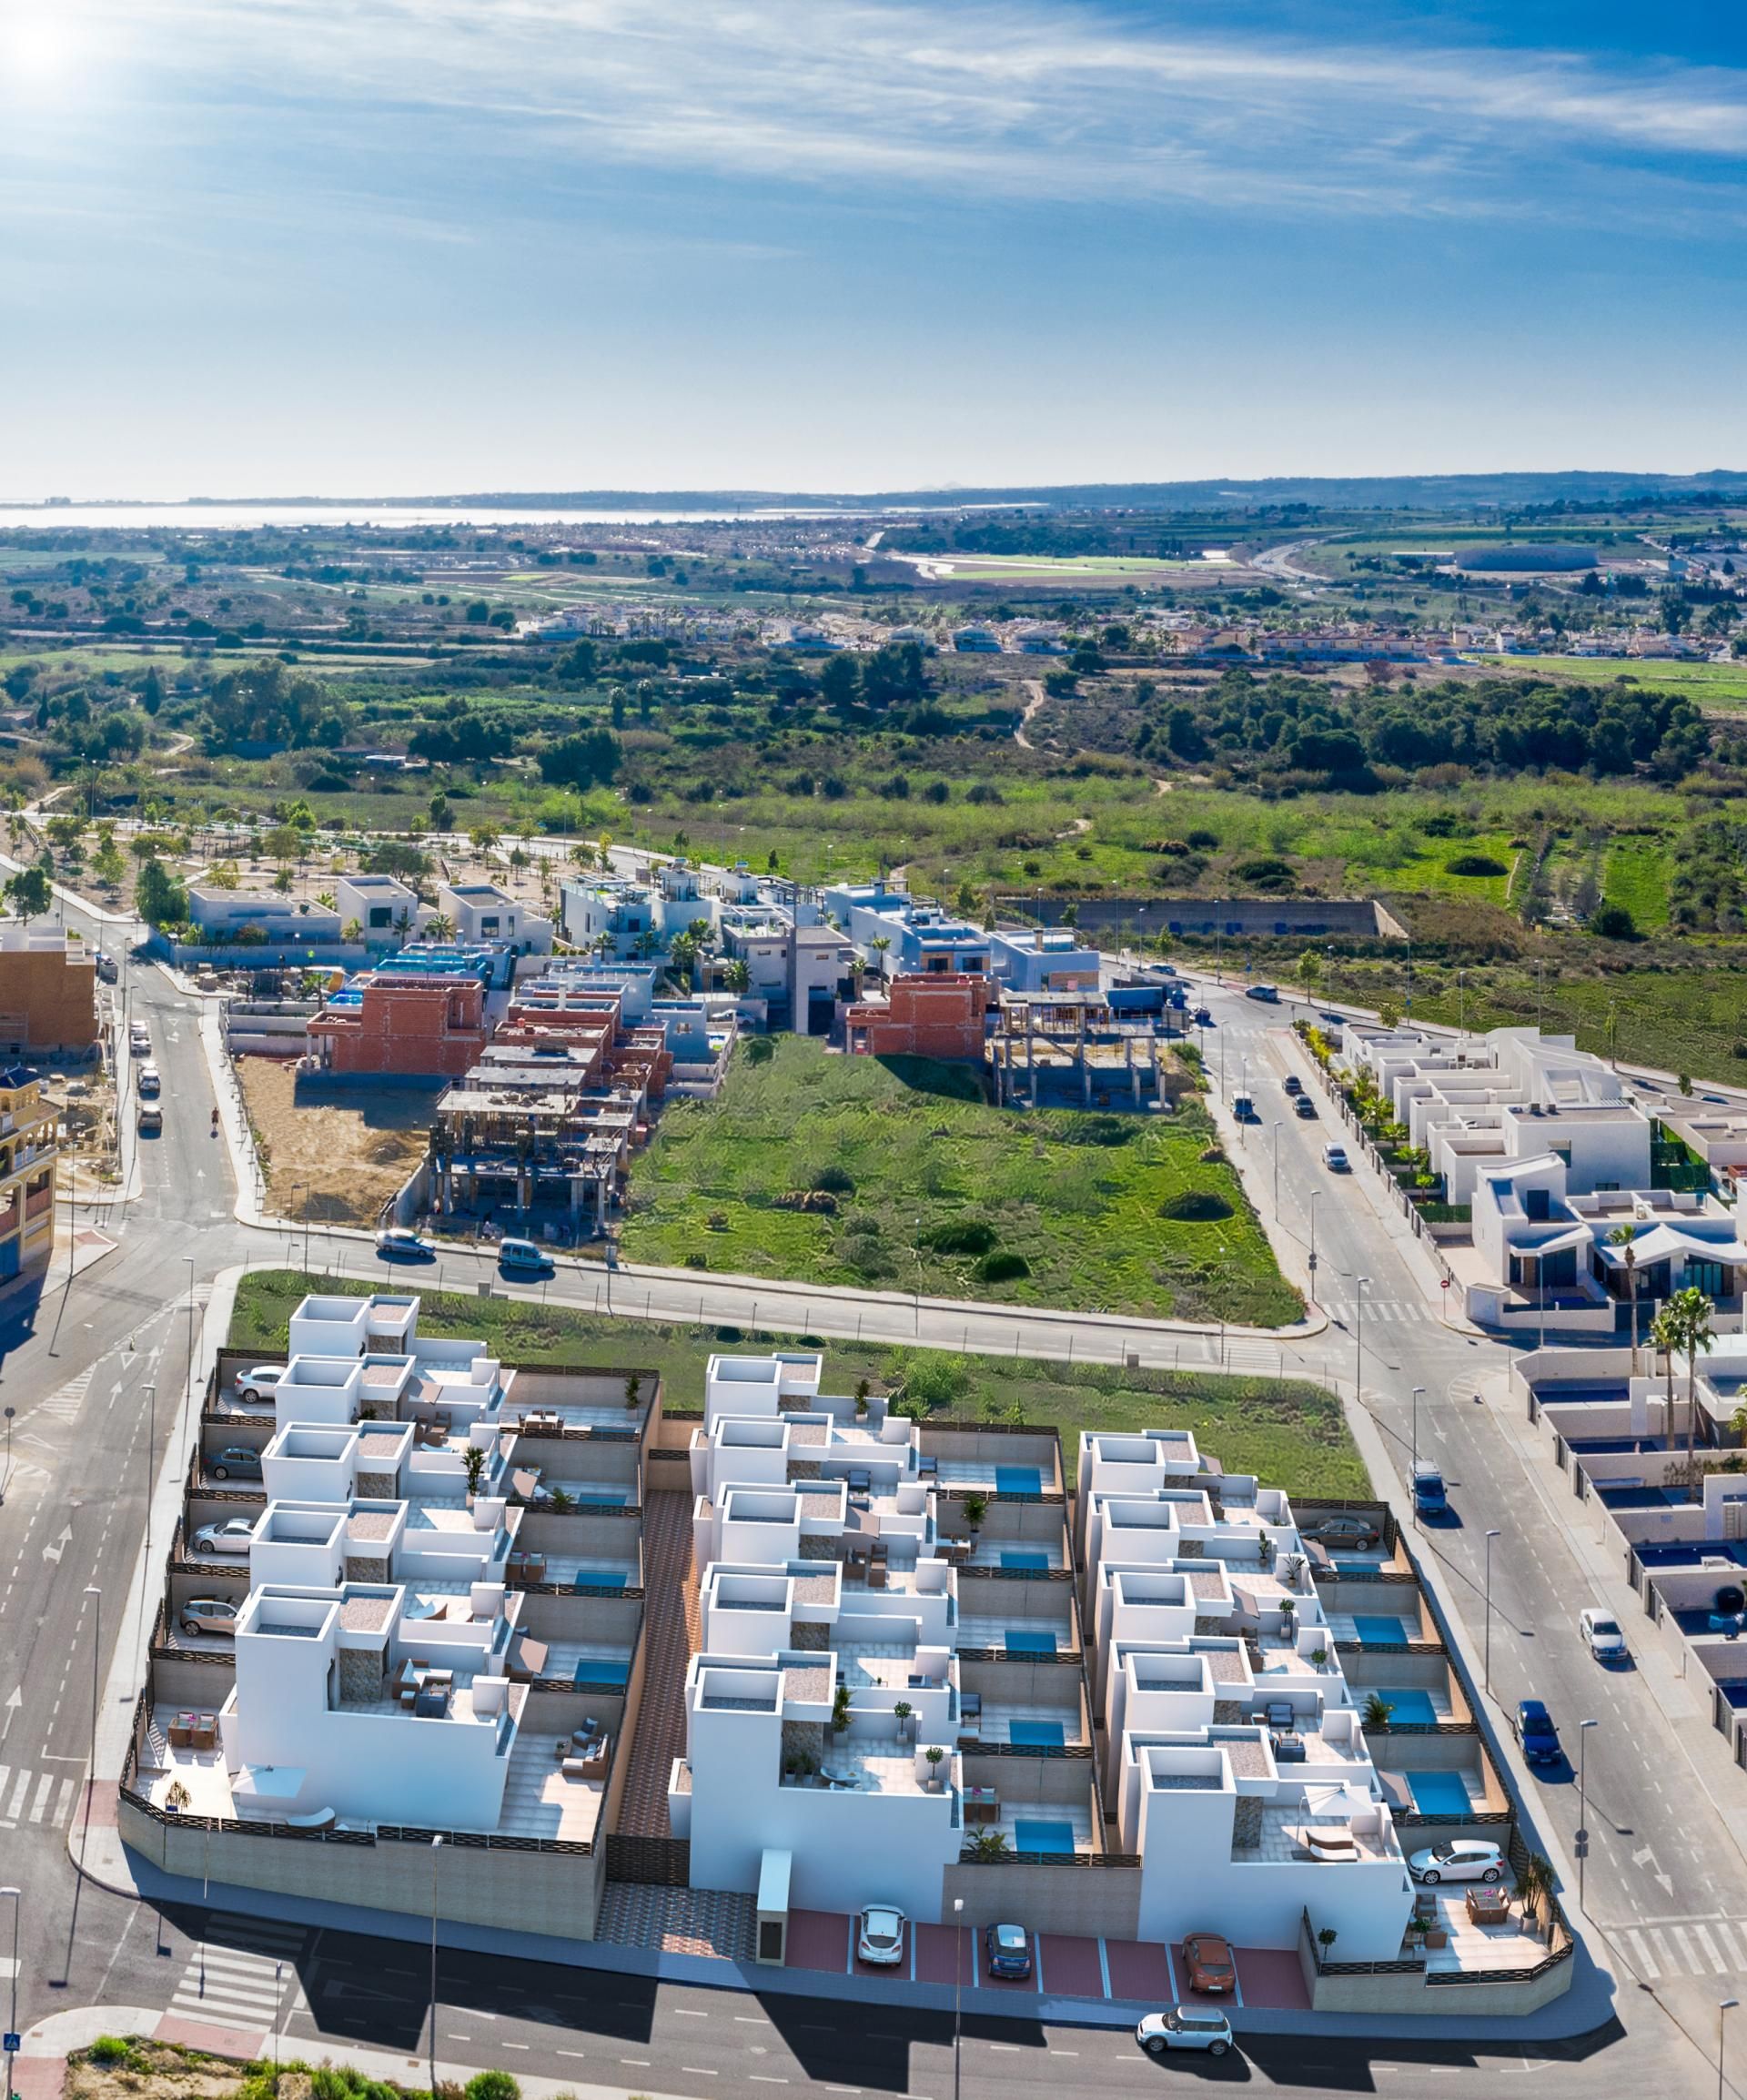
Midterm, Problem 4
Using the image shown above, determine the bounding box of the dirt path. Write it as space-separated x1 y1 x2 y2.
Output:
1014 678 1048 750
240 1057 434 1225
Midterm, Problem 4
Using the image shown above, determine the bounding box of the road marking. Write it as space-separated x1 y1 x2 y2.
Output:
620 2060 651 2068
555 2051 588 2061
672 2007 709 2017
501 2044 530 2051
1626 1929 1657 1976
749 2079 789 2085
682 2070 719 2078
1696 1924 1728 1973
1651 1928 1677 1974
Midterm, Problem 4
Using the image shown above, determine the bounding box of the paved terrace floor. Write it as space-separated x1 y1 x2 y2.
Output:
615 1488 699 1837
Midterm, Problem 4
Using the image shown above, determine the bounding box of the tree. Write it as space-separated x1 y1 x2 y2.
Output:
870 934 891 980
1665 1284 1718 1468
1590 903 1636 940
92 837 126 889
140 666 165 716
1609 1224 1641 1368
425 912 454 943
4 865 51 916
723 957 751 994
539 730 621 793
135 857 188 927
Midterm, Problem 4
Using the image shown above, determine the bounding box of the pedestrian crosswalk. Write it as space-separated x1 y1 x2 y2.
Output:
0 1762 79 1830
168 1913 307 2033
1324 1297 1436 1327
1618 1918 1747 1978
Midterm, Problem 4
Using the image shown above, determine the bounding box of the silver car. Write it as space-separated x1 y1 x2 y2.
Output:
1136 2009 1234 2057
180 1600 240 1636
192 1518 256 1557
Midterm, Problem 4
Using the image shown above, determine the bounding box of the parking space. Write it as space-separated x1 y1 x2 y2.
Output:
1036 1933 1104 1996
914 1920 974 1985
1233 1946 1311 2010
1103 1937 1174 2004
785 1908 851 1974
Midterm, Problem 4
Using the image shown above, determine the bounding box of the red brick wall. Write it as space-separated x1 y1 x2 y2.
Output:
846 974 992 1061
311 976 489 1077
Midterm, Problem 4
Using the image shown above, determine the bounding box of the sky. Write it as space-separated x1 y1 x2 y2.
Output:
2 0 1747 498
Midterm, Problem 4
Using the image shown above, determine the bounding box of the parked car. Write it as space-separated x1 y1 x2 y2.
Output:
1246 984 1280 1004
137 1103 163 1136
1181 1932 1237 1994
207 1446 263 1480
1303 1513 1380 1549
238 1366 284 1404
1409 1839 1504 1885
95 952 118 984
192 1518 257 1557
1294 1095 1318 1119
376 1228 437 1263
1319 1012 1346 1029
1283 1074 1302 1095
985 1922 1033 1979
1136 2009 1233 2058
129 1025 149 1055
1322 1142 1350 1172
179 1600 240 1636
856 1903 907 1966
1580 1607 1628 1662
499 1237 554 1277
1513 1698 1561 1766
137 1063 161 1097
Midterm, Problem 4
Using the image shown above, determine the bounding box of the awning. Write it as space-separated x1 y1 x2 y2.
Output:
1595 1225 1747 1268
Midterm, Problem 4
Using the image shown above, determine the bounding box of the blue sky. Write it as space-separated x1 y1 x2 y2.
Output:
2 0 1746 497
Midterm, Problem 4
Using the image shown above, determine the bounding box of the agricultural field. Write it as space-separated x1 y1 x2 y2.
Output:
618 1036 1303 1327
229 1269 1364 1495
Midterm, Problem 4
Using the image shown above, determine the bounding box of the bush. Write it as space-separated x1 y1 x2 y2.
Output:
810 1165 855 1194
930 1219 998 1256
1159 1190 1234 1222
1230 854 1296 892
1186 828 1220 851
1055 1114 1137 1147
976 1249 1031 1283
1445 853 1506 876
465 2075 521 2100
744 1036 776 1065
1590 903 1637 940
88 2038 133 2066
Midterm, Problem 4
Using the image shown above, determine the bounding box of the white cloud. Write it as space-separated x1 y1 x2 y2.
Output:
42 0 1747 218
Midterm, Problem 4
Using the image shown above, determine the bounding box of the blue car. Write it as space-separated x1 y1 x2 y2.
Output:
985 1922 1033 1979
1513 1698 1560 1766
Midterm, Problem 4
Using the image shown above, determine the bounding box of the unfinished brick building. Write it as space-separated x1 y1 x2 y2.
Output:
843 973 994 1062
307 971 490 1079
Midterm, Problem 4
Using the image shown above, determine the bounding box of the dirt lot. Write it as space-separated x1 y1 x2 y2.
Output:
239 1058 436 1227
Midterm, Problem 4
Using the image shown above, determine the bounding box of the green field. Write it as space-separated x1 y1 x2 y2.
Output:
228 1270 1363 1495
1491 656 1747 708
1602 841 1672 929
617 1037 1302 1326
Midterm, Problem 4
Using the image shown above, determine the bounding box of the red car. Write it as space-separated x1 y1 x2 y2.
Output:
1182 1932 1237 1995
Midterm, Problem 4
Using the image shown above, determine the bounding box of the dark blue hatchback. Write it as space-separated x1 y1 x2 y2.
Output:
1513 1698 1561 1766
985 1922 1033 1979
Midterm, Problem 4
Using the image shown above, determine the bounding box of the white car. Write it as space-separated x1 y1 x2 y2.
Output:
1409 1839 1504 1885
238 1365 285 1404
137 1063 162 1097
856 1903 907 1966
1580 1607 1628 1662
1136 2009 1233 2058
192 1518 257 1556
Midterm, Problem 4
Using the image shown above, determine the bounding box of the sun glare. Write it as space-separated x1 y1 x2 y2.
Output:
0 0 80 85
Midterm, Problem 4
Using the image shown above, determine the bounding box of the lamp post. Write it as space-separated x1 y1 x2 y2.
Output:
428 1835 444 2098
1356 1277 1370 1396
1577 1718 1598 1913
140 1383 156 1680
1 1404 13 1506
1272 1121 1282 1222
1720 1995 1738 2100
1307 1192 1320 1309
1483 1530 1501 1698
1 1883 19 2100
81 1585 101 1873
952 1896 964 2100
1410 1386 1425 1521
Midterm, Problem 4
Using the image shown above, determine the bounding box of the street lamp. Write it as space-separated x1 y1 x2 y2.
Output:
1 1884 20 2100
1410 1387 1425 1521
428 1835 444 2097
1355 1276 1370 1395
1272 1121 1282 1220
1483 1530 1501 1697
952 1896 964 2100
1577 1718 1599 1913
1307 1193 1319 1306
81 1585 101 1872
1720 1996 1738 2100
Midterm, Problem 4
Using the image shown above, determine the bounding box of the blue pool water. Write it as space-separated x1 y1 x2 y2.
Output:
1001 1552 1050 1572
1722 1684 1747 1711
1005 1629 1058 1655
576 1571 630 1592
1599 1487 1690 1509
996 1466 1043 1495
572 1488 631 1507
1014 1820 1076 1854
1354 1614 1412 1645
1369 1689 1438 1725
1407 1771 1474 1816
1673 1607 1747 1637
574 1658 631 1687
1008 1721 1065 1749
1638 1543 1747 1570
1566 1437 1672 1455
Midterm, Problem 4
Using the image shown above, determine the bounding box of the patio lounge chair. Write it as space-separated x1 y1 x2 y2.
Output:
1300 1825 1359 1862
1263 1700 1296 1731
285 1807 337 1832
819 1764 860 1790
846 1468 872 1498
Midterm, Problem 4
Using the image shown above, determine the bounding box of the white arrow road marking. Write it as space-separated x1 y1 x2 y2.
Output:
0 1687 20 1742
42 1525 71 1564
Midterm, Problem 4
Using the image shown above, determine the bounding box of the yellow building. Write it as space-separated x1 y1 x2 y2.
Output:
0 1065 57 1279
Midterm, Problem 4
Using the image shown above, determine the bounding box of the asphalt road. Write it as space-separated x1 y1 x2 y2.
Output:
0 911 1740 2100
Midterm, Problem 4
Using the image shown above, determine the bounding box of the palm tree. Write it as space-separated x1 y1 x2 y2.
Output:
723 957 751 995
870 935 891 982
1651 1301 1681 1448
1608 1224 1640 1369
425 912 455 943
1669 1283 1718 1468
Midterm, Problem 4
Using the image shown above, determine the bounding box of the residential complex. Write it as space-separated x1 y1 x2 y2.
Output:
118 1322 1569 2013
0 1061 59 1278
0 919 99 1059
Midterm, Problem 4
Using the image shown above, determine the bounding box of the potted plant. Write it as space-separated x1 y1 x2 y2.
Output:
1257 1530 1275 1569
831 1684 852 1737
1361 1692 1396 1730
854 1378 871 1422
1278 1600 1296 1641
924 1745 945 1792
548 1486 575 1513
165 1780 190 1813
969 1829 1009 1862
624 1372 641 1412
1316 1926 1338 1963
1309 1646 1329 1670
894 1700 914 1742
461 1446 488 1501
964 1492 988 1538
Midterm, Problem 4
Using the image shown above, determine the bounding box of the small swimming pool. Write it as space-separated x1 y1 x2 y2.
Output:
1353 1614 1412 1645
574 1657 631 1687
1000 1552 1050 1572
1407 1770 1474 1816
1008 1720 1065 1749
1013 1819 1076 1854
996 1466 1043 1496
1005 1629 1058 1656
1368 1688 1439 1725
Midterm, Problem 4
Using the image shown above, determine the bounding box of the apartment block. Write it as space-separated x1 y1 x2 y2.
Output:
308 970 490 1079
0 921 98 1058
843 974 994 1060
0 1063 57 1277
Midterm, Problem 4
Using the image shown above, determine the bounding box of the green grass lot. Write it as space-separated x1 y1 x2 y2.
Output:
898 554 1212 579
1602 841 1672 929
618 1036 1303 1327
1491 657 1747 709
1318 954 1747 1083
228 1269 1362 1495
